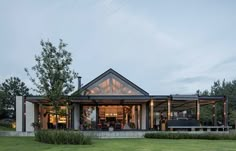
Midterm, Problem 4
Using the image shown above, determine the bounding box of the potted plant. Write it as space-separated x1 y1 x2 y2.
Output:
31 122 41 130
83 122 92 130
109 126 114 131
129 122 135 129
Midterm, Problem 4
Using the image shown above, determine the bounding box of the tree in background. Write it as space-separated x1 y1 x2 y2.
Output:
0 91 6 118
0 77 29 118
210 80 236 126
25 39 78 129
196 90 213 125
197 79 236 126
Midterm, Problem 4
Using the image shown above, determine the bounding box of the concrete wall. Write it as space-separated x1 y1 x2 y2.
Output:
73 104 80 130
0 131 230 138
81 131 230 139
16 96 24 132
141 103 146 130
25 101 35 132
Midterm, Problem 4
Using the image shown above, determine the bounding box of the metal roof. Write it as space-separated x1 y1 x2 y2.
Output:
25 95 225 104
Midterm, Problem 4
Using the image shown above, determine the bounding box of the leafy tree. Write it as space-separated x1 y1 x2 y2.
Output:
25 39 78 129
210 80 236 126
0 91 6 118
198 79 236 126
0 77 29 118
196 90 213 124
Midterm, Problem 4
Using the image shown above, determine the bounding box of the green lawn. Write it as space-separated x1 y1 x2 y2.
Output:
0 137 236 151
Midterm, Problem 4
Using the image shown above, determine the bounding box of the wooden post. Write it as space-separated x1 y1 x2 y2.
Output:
96 105 99 130
150 100 154 129
196 100 200 120
212 102 216 126
146 103 149 129
223 99 227 126
167 99 171 120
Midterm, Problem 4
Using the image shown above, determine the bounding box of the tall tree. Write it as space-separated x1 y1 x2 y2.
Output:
0 77 29 118
0 91 6 118
25 39 77 129
198 79 236 126
196 90 213 124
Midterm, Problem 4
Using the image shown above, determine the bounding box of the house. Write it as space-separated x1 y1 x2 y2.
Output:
16 68 229 132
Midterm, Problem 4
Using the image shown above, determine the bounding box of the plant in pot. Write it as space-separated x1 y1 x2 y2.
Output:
83 122 91 130
109 125 114 131
31 122 41 130
129 122 135 129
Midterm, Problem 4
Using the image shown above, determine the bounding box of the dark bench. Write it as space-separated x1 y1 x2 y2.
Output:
167 119 200 127
168 126 232 131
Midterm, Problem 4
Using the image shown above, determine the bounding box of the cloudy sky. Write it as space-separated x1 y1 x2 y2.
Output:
0 0 236 95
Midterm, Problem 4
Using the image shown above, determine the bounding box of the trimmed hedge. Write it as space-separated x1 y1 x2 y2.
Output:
35 130 92 144
144 132 236 140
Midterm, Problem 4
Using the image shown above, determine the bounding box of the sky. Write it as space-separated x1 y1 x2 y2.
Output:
0 0 236 95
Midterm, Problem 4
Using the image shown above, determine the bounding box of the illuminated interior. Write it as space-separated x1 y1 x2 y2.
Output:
84 73 143 95
81 105 141 130
39 106 68 129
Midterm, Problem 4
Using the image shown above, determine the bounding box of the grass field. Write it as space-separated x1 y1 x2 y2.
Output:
0 137 236 151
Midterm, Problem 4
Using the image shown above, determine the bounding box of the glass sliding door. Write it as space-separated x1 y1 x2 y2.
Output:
38 105 69 130
98 105 141 130
80 104 141 130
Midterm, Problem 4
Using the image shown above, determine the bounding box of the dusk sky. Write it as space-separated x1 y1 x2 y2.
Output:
0 0 236 95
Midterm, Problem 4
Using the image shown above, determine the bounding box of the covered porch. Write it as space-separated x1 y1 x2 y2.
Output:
16 94 230 132
149 95 229 131
71 95 150 131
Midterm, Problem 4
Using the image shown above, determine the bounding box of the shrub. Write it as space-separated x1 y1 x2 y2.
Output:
35 130 92 144
0 119 16 129
144 132 236 140
0 123 12 128
129 122 135 129
31 122 41 130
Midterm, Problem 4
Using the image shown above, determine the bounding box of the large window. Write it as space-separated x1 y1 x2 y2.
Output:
98 105 141 130
38 106 69 129
83 73 143 95
80 105 141 130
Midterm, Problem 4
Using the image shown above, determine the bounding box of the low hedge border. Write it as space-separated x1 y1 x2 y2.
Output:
144 132 236 140
35 130 92 144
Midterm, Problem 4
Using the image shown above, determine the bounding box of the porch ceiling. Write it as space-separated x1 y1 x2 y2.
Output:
154 99 224 112
25 95 225 107
71 99 149 104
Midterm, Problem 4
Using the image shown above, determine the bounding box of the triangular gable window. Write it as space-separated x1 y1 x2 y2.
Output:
84 73 143 95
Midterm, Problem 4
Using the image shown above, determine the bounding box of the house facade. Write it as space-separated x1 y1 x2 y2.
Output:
16 69 228 132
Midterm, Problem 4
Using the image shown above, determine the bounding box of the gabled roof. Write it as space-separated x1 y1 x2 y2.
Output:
79 68 149 96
